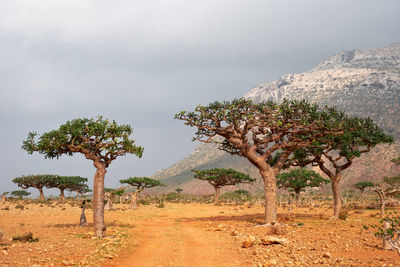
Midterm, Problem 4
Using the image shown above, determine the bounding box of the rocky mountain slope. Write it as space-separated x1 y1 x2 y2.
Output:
153 42 400 194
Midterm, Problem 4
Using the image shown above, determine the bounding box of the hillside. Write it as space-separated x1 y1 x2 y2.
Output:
153 42 400 194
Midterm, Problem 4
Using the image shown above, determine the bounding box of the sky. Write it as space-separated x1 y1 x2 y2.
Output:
1 0 400 196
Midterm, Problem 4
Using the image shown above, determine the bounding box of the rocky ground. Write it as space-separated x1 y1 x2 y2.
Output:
0 200 399 266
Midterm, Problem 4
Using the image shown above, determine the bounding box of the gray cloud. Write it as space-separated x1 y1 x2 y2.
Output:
1 0 400 194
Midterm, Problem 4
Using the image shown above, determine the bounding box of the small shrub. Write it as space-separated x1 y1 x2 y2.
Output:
156 199 165 208
339 210 348 220
15 204 24 210
139 199 150 205
12 233 39 243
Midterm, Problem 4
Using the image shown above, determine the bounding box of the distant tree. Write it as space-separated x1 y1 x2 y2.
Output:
12 174 58 201
176 98 347 224
276 168 330 207
67 180 90 201
119 177 164 209
175 188 183 194
48 176 88 202
22 117 143 237
192 168 256 204
288 116 392 219
1 192 9 202
11 190 31 199
354 181 375 204
104 187 125 210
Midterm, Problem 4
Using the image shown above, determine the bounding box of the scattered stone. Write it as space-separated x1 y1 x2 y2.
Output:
231 230 239 236
322 252 331 258
261 236 289 245
241 235 256 248
2 249 8 256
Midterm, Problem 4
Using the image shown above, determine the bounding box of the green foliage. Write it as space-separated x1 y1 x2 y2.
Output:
12 174 59 190
175 98 347 165
276 168 330 193
119 177 165 191
105 187 125 196
354 181 375 192
392 155 400 166
288 115 393 171
50 176 88 192
192 168 255 188
11 190 31 198
21 116 143 167
363 212 400 254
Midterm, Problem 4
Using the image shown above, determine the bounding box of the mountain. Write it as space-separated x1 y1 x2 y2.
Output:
153 42 400 194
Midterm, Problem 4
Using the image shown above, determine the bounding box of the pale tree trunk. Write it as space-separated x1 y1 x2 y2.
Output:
260 168 277 225
331 177 342 219
360 189 365 205
130 191 138 210
214 186 220 204
295 189 301 207
60 189 65 202
93 161 106 237
76 191 80 202
38 187 45 201
377 190 386 218
1 194 5 202
105 193 113 211
383 220 392 250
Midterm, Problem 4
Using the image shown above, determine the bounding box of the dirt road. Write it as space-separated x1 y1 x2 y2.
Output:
104 205 244 267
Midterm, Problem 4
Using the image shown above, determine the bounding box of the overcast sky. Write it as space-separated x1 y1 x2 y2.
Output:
1 0 399 196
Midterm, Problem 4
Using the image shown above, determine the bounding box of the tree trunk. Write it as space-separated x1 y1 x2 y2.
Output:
105 194 113 211
93 161 106 237
383 220 392 250
260 168 277 225
38 187 45 201
378 191 386 218
214 186 220 204
331 177 342 219
360 189 365 205
295 189 301 207
130 191 138 210
1 194 5 202
76 191 80 202
60 188 65 202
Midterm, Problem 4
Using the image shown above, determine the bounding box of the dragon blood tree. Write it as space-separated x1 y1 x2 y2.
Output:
192 168 255 204
287 116 392 219
22 117 143 237
47 176 88 202
175 98 346 225
119 177 164 209
276 168 330 207
12 174 58 201
354 181 374 204
11 190 31 199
